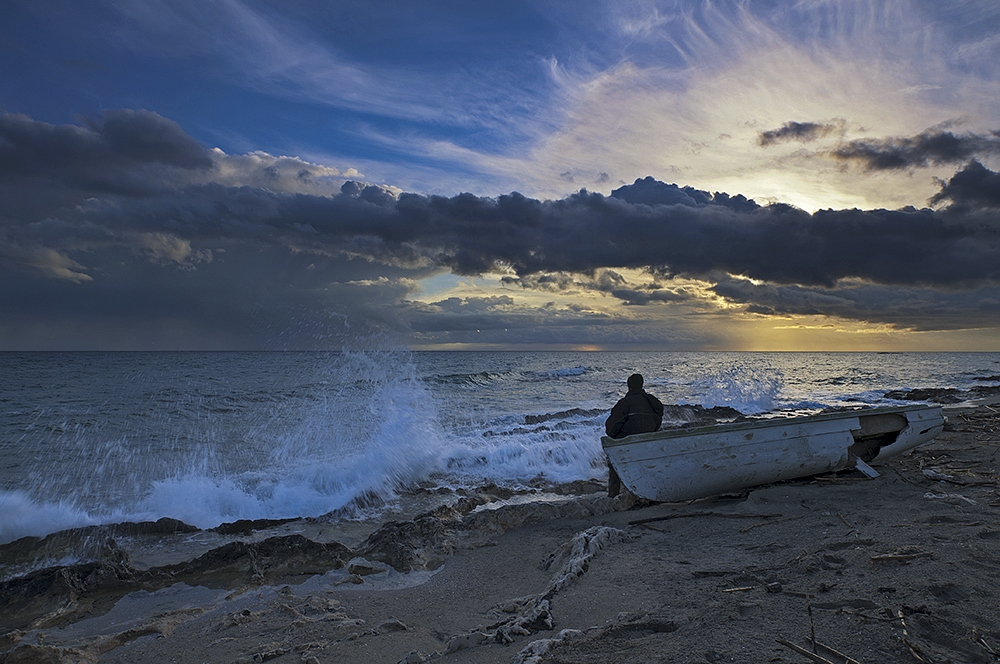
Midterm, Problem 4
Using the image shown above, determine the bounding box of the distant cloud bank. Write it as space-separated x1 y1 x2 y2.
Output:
3 110 1000 349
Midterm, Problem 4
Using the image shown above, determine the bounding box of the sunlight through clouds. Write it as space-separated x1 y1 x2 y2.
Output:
2 0 999 350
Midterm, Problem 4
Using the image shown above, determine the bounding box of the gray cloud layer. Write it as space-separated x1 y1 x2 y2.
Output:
758 120 1000 172
833 129 1000 171
758 121 842 146
3 110 1000 349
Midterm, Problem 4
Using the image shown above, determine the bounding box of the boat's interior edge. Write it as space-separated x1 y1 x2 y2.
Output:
848 412 909 461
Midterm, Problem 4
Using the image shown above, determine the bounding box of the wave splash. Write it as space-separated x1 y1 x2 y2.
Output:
0 353 614 545
688 362 783 414
1 351 452 543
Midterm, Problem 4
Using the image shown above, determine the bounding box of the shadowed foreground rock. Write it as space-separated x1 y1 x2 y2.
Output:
0 535 353 631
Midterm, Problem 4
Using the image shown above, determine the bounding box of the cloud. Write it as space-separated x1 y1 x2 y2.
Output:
831 127 1000 171
4 110 1000 348
0 109 212 196
713 276 1000 332
610 177 760 212
137 232 212 268
759 121 843 146
930 160 1000 209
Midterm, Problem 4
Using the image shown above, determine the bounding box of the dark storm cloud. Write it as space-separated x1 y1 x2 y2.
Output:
610 177 759 212
378 180 998 290
930 161 1000 210
4 110 1000 347
0 110 212 197
713 276 1000 331
758 121 841 146
832 128 1000 171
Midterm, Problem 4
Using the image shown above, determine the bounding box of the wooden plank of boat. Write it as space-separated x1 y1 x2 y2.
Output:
601 404 945 503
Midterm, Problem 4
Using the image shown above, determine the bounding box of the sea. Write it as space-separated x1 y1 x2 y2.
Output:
2 350 1000 555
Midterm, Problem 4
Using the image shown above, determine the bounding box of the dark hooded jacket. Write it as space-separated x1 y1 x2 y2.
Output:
605 388 664 438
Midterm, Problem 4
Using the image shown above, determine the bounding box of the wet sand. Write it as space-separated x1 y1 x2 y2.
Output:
3 404 1000 663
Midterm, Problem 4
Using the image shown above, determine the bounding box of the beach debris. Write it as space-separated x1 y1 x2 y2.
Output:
896 608 929 663
511 629 583 664
972 628 999 657
740 515 805 532
540 526 630 595
922 467 957 481
870 547 933 563
629 511 784 526
513 615 675 664
512 629 586 664
776 638 860 664
923 491 976 505
441 526 628 653
444 631 489 653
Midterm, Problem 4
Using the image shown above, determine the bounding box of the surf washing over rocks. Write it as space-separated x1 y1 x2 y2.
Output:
2 350 999 550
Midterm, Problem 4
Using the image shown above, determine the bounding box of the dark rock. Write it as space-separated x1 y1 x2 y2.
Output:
360 517 450 572
154 534 351 587
212 518 300 536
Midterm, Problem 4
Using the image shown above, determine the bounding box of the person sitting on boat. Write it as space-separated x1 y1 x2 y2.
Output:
605 373 664 496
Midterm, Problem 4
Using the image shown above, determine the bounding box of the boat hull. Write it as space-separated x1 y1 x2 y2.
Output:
602 405 945 503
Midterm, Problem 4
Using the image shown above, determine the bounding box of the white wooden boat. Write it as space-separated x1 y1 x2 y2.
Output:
602 404 945 502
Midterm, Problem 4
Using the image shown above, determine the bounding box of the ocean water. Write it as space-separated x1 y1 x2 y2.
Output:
2 350 999 548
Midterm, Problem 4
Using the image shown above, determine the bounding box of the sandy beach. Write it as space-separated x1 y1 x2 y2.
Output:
3 403 1000 664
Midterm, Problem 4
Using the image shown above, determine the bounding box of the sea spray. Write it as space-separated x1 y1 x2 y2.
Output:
0 490 98 545
0 349 452 542
436 409 607 487
130 349 452 529
688 361 783 414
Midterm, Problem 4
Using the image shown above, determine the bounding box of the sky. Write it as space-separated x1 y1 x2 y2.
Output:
2 0 1000 351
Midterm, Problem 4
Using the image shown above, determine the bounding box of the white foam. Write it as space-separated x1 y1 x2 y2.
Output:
690 362 783 414
0 490 98 544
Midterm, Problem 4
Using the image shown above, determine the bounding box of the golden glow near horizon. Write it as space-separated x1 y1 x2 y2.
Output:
407 269 1000 352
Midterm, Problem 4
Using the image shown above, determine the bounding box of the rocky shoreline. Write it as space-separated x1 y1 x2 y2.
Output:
3 403 1000 663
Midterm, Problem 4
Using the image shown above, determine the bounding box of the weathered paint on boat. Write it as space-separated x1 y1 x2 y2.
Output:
601 405 945 502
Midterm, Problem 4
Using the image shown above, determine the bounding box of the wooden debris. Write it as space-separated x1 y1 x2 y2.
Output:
721 586 755 593
870 550 932 563
628 511 783 526
807 605 816 655
636 522 665 533
776 638 837 664
776 638 862 664
739 515 804 533
897 609 929 663
813 640 862 664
